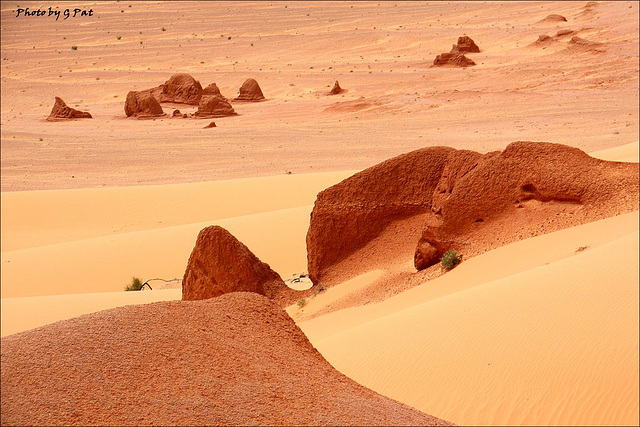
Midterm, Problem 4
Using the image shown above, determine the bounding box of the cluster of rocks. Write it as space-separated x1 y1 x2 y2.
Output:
123 73 267 122
432 35 480 67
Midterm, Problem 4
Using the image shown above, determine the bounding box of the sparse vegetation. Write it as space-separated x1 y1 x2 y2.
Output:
441 250 462 270
297 298 307 308
71 46 78 50
125 277 144 291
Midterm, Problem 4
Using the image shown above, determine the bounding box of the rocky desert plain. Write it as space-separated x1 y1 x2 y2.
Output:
1 1 639 426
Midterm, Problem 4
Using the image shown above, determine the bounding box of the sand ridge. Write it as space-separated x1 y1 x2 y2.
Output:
1 292 453 426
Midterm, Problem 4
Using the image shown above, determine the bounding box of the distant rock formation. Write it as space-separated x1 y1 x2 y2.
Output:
233 78 265 101
202 83 227 100
195 95 237 118
538 14 567 23
451 35 480 53
46 97 92 121
569 36 600 47
307 142 639 283
329 80 345 95
534 34 555 45
556 29 576 37
149 73 203 105
432 52 476 67
204 121 217 128
182 226 294 304
124 91 165 118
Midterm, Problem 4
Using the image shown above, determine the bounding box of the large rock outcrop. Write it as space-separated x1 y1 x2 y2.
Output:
46 97 92 121
306 146 455 284
1 292 453 426
182 226 292 304
431 52 476 67
233 78 265 101
124 91 165 118
195 95 237 118
307 142 639 282
149 73 204 105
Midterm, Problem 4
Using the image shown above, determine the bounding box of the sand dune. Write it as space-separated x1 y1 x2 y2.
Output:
1 292 452 426
297 211 639 426
1 1 638 426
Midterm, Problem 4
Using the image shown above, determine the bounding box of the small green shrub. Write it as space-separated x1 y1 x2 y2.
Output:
297 298 307 308
125 277 144 291
441 250 462 270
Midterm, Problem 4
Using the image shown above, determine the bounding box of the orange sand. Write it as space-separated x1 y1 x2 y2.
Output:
1 1 638 425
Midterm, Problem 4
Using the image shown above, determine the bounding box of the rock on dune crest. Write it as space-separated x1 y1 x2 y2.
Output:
182 226 299 306
46 97 92 121
538 14 567 23
0 292 453 426
233 78 265 101
124 91 165 118
307 141 639 282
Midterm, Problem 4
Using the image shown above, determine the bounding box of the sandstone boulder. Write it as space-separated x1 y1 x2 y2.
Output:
329 80 345 95
432 52 476 67
233 78 265 101
182 226 290 303
539 14 567 23
451 35 480 53
202 82 227 100
124 91 165 118
149 73 203 105
46 97 92 121
195 95 237 118
204 121 217 128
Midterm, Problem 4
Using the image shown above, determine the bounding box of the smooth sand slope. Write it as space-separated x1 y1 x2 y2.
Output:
296 210 639 426
1 1 638 426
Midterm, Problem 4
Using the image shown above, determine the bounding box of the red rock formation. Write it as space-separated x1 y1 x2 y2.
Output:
306 146 455 284
124 91 165 118
233 78 265 101
182 226 296 305
538 14 567 23
46 97 92 121
431 52 476 67
172 109 182 117
329 80 345 95
307 142 639 281
534 34 554 45
0 292 453 426
204 121 217 128
556 29 576 37
147 73 203 105
202 82 227 100
451 36 480 53
195 95 237 118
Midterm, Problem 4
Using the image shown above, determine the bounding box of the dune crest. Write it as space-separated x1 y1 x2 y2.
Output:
0 292 453 426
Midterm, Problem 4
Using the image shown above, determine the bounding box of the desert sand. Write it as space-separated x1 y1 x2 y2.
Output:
1 1 638 426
